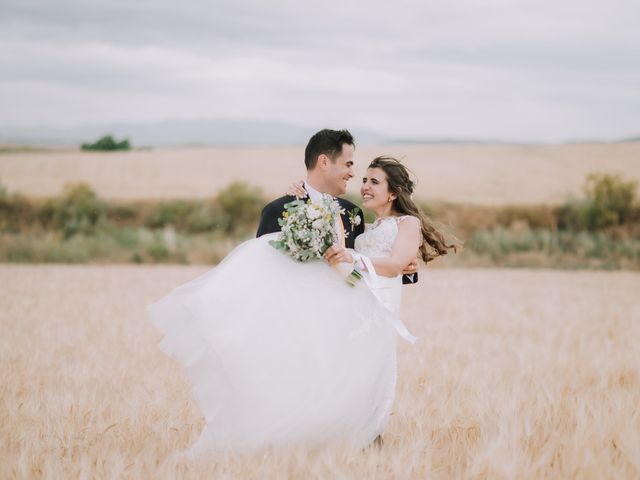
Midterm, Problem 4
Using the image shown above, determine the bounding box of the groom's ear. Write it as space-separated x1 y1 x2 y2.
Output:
317 154 330 171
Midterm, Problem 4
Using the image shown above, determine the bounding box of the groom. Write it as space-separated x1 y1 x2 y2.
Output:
256 128 418 284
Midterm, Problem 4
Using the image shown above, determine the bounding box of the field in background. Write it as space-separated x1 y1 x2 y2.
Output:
2 177 639 269
1 265 639 478
1 142 640 205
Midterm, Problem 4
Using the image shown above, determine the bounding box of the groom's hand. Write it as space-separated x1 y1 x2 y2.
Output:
324 245 354 266
402 258 419 275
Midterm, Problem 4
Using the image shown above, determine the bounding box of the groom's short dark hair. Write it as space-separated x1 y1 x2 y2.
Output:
304 129 355 170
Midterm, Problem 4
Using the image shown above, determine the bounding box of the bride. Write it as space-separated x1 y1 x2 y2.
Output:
148 152 454 457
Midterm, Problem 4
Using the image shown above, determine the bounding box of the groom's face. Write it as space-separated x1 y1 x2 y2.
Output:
325 143 355 196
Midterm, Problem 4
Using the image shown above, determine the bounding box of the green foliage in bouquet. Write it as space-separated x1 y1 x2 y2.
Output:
269 196 338 262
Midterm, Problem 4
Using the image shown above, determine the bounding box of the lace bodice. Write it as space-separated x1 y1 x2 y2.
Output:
354 216 410 258
352 215 417 330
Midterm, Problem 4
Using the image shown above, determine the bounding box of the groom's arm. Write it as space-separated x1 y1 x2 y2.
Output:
256 197 289 237
401 211 419 285
256 203 279 237
402 271 419 285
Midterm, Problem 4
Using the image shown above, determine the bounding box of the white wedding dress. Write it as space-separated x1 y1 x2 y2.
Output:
148 216 415 455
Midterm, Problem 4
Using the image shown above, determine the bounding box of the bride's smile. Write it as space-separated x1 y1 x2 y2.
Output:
361 168 396 218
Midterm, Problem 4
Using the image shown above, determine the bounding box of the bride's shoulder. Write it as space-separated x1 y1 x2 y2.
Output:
366 215 420 231
395 215 421 231
392 214 420 224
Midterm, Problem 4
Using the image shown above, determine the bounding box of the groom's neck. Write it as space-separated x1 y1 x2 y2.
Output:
305 175 329 195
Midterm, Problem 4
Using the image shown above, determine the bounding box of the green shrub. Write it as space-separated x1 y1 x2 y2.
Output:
81 135 131 151
141 197 252 234
424 202 497 238
144 200 199 230
558 173 638 231
496 205 556 230
186 203 219 233
216 182 265 233
5 240 37 262
582 173 637 230
40 183 109 238
556 197 588 231
465 227 640 268
469 227 550 257
0 192 39 233
107 203 139 223
2 233 92 263
146 240 170 262
113 227 140 249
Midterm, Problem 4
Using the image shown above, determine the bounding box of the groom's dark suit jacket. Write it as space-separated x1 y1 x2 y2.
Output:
256 193 418 285
257 195 365 249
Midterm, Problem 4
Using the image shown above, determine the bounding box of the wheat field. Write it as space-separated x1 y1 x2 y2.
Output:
2 142 640 204
1 265 639 479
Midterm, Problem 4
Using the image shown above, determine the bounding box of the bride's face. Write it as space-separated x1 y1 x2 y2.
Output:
361 167 396 211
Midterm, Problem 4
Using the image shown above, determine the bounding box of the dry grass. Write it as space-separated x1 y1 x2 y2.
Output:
2 142 640 205
1 265 639 479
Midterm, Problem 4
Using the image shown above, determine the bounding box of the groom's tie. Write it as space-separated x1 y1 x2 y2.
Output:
337 214 346 247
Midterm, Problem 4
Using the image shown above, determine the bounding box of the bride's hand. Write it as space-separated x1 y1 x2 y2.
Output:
286 180 307 198
323 245 354 266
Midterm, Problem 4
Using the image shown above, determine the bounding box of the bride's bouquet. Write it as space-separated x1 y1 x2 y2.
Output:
269 194 362 285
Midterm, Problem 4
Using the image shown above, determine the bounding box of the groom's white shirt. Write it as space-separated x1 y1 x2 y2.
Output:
303 181 323 204
304 181 343 241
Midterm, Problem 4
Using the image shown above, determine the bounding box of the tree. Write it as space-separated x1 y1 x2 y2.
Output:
81 135 131 151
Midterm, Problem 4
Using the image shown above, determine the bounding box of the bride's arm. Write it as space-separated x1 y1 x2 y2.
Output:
285 181 307 198
368 217 422 277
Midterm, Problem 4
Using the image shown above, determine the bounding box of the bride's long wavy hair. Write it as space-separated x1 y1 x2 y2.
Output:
368 156 457 263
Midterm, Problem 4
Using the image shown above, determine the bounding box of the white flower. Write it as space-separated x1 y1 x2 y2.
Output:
348 208 361 229
307 206 321 219
269 196 345 263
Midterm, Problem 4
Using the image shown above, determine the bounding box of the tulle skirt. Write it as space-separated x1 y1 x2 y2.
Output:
148 233 400 455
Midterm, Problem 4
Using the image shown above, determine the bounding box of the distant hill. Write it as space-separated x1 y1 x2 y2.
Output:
1 119 637 147
387 137 536 146
0 119 385 147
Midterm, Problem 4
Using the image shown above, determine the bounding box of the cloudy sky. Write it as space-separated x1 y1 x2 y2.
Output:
1 0 639 142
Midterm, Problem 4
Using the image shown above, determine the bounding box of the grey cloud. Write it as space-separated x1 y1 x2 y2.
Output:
1 0 639 141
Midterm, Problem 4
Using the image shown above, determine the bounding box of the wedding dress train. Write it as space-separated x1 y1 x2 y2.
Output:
148 216 414 455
